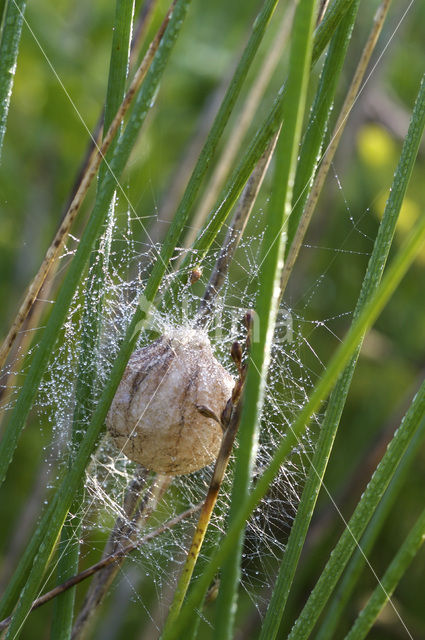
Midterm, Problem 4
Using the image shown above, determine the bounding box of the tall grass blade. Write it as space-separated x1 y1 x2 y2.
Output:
0 0 188 490
345 503 425 639
261 15 424 639
284 73 425 640
0 1 191 631
159 187 425 640
0 0 26 159
281 0 392 296
286 1 360 255
211 0 316 637
50 2 135 637
317 413 425 639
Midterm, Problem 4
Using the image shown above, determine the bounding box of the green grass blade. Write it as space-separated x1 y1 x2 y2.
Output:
50 2 135 638
0 0 26 159
160 148 277 637
164 0 357 301
0 1 191 629
0 0 188 490
149 0 280 315
286 1 360 256
159 189 425 640
345 503 425 640
260 66 425 640
211 1 317 637
0 495 59 619
317 413 425 639
312 0 355 63
284 74 425 640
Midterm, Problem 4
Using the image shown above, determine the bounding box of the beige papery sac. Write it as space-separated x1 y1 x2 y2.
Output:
106 329 234 475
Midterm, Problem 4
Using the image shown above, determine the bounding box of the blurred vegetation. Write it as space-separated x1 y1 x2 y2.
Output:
1 1 425 638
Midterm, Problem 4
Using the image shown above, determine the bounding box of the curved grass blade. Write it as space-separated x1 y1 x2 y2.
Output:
284 74 425 640
316 412 425 639
0 0 191 628
50 2 135 638
286 397 425 640
159 195 425 640
344 503 425 640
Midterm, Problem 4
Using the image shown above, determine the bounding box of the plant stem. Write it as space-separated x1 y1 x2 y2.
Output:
0 0 182 489
71 474 171 639
161 401 243 635
0 1 170 372
0 502 201 633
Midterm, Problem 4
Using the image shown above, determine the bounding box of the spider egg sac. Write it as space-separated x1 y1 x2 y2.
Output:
106 329 234 475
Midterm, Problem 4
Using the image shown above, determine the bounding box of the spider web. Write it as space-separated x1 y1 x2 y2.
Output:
0 159 376 637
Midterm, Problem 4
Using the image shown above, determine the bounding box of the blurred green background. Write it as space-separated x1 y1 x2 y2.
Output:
1 0 425 638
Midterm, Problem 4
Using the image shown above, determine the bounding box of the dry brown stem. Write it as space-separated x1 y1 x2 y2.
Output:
70 473 172 639
0 500 201 633
279 0 392 299
0 1 176 371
